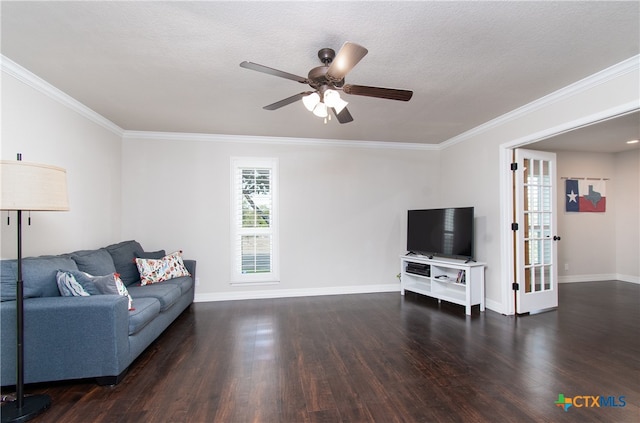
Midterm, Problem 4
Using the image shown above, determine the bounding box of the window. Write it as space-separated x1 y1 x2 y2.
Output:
230 157 279 284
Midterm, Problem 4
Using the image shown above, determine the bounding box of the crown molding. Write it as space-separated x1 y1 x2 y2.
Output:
441 55 640 150
1 55 124 137
122 130 439 151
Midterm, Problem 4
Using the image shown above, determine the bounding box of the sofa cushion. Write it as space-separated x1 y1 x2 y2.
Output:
70 249 116 276
1 260 18 301
162 276 194 296
127 283 181 312
128 297 161 335
135 250 166 260
105 240 144 286
135 251 190 286
14 256 79 299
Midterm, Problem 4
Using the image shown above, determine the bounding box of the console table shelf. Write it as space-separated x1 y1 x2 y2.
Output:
400 255 486 315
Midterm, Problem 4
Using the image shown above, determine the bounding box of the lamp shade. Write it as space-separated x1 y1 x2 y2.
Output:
302 92 320 112
323 89 348 114
1 160 69 211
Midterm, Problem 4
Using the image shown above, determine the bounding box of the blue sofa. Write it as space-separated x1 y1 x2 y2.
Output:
0 240 195 386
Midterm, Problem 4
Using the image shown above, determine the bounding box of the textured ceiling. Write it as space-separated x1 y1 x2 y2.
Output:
1 1 639 145
528 111 640 154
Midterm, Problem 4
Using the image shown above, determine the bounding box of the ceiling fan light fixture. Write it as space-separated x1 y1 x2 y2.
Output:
312 102 328 118
322 89 339 107
302 92 320 111
323 89 348 113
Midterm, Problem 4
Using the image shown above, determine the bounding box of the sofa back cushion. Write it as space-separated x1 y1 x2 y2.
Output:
105 240 144 286
70 249 116 276
1 260 18 301
1 256 79 300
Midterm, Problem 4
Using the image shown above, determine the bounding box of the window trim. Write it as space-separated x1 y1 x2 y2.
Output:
230 157 279 284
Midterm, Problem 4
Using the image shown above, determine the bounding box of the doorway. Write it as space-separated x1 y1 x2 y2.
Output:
499 108 638 315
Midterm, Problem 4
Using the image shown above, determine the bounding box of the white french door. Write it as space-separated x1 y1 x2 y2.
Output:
514 149 559 313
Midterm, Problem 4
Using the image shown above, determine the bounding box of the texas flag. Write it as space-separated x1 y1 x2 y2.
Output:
565 179 606 212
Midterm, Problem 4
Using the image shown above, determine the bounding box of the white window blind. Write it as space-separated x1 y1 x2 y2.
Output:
230 157 279 284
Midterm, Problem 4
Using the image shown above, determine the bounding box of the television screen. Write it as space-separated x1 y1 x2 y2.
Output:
407 207 474 259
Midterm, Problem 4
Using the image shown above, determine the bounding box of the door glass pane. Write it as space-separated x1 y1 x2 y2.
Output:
534 266 542 292
543 265 552 290
533 212 540 238
542 186 551 212
528 239 540 265
532 159 540 182
542 211 551 236
543 239 552 265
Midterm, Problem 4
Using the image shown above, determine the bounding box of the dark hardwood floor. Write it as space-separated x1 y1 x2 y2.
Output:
3 281 639 422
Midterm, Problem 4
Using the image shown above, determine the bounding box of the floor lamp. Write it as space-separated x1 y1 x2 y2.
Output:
1 156 69 423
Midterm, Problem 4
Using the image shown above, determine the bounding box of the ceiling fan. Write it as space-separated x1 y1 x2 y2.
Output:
240 42 413 124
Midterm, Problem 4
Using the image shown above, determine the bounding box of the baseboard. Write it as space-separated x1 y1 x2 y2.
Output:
559 273 639 284
195 284 401 302
616 274 640 284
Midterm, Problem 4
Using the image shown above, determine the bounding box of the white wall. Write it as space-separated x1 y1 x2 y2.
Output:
614 149 640 281
556 150 639 283
120 135 440 300
1 71 123 258
439 62 639 313
3 56 637 311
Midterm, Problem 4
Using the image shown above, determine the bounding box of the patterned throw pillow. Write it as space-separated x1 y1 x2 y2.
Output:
56 271 90 297
55 270 134 310
135 251 191 286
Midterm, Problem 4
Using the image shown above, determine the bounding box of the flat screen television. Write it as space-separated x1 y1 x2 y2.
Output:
407 207 474 260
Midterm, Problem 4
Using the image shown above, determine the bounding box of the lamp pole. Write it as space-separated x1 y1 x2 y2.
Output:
1 154 52 422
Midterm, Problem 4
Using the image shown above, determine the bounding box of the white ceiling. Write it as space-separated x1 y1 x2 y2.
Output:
528 111 640 154
1 1 639 147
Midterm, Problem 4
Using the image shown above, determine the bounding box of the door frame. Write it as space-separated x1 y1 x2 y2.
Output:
499 105 637 315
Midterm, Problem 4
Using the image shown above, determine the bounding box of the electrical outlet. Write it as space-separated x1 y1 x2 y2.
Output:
564 263 569 271
195 277 200 286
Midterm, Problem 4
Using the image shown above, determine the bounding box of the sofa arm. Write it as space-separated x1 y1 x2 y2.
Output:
1 295 130 385
184 259 196 281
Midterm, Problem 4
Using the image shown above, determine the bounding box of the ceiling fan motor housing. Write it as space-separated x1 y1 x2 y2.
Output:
308 48 345 89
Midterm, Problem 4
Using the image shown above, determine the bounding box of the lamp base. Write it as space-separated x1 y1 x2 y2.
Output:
1 394 51 423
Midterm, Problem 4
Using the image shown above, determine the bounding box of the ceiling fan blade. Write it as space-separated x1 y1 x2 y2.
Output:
263 92 312 110
327 42 368 81
342 84 413 101
240 61 308 83
332 107 354 124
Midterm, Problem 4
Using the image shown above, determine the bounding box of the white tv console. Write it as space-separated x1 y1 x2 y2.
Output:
400 254 485 315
